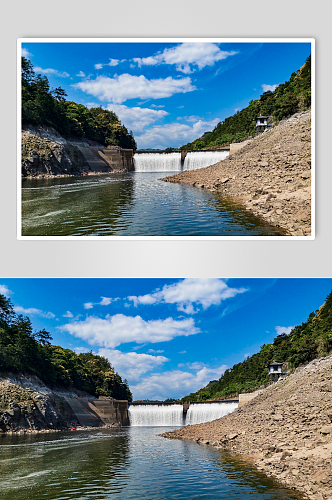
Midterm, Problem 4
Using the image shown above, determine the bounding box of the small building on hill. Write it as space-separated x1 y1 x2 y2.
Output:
267 360 288 381
255 115 271 132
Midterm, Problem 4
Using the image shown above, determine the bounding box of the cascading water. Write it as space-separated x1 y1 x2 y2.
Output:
128 402 238 426
133 151 229 173
133 153 181 172
183 151 229 171
185 402 238 425
129 404 184 426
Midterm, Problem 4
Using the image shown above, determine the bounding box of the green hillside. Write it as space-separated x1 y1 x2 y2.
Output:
0 295 132 401
180 54 311 151
182 288 332 402
21 57 137 150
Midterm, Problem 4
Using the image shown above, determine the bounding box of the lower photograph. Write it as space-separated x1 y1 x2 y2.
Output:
0 278 331 500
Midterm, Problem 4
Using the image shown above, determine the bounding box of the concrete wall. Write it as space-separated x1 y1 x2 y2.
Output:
78 146 134 172
229 140 251 155
64 397 129 427
91 399 129 426
238 390 263 407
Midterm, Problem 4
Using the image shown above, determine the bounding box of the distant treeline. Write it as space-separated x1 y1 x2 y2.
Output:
0 295 132 401
182 288 332 402
21 57 137 150
180 54 311 151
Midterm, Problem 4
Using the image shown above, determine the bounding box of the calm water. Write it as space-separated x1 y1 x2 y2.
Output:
0 427 303 500
21 173 284 237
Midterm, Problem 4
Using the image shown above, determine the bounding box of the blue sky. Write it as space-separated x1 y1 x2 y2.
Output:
21 40 311 149
1 278 330 400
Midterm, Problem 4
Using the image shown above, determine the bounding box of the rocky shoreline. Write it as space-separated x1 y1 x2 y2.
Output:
161 354 332 500
161 111 312 236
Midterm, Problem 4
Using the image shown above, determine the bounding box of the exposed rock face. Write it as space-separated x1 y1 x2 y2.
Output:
0 374 81 432
21 126 133 177
162 354 332 500
22 127 91 177
162 111 311 236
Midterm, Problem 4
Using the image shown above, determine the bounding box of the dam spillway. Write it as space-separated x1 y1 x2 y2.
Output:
133 150 229 173
128 401 238 426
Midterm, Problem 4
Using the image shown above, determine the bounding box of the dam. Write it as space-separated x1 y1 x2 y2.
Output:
128 400 238 426
133 149 229 172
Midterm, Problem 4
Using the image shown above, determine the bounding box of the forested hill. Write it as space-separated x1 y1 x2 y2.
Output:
21 57 137 150
0 295 132 401
182 289 332 402
180 54 311 151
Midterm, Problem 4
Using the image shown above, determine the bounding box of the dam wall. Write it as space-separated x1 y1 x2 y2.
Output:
64 397 129 427
77 146 134 172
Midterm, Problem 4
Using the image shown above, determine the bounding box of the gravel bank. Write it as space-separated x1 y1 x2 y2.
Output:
161 354 332 500
161 111 312 236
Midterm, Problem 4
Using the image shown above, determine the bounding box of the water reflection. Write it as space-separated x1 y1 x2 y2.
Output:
0 428 304 500
22 173 285 237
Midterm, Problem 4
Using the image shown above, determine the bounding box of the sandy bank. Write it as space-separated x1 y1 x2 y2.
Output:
161 111 312 236
161 354 332 500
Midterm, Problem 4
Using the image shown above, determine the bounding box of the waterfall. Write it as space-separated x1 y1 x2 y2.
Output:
133 151 229 172
185 402 238 425
183 151 229 171
128 402 238 426
129 404 184 426
133 153 181 172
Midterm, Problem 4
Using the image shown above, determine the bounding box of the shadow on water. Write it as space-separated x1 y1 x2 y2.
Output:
22 173 285 237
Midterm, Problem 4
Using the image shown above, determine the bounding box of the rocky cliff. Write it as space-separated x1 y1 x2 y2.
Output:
162 354 332 500
162 110 311 236
0 374 90 433
22 126 133 177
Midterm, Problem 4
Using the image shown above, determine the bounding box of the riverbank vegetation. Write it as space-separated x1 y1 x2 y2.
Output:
21 57 137 150
180 55 311 151
182 288 332 402
0 295 132 401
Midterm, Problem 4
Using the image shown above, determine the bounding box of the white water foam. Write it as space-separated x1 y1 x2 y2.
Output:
133 153 181 172
129 402 238 427
183 151 229 170
185 402 238 425
133 151 229 173
129 405 184 426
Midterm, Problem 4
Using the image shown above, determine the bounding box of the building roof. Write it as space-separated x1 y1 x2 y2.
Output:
268 360 283 367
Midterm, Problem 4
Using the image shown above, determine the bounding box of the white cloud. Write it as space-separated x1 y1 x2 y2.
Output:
98 348 168 381
0 285 12 297
34 66 70 78
83 297 120 309
63 311 74 318
130 365 227 400
262 84 278 92
106 104 168 132
275 325 294 336
14 306 55 319
95 63 103 70
108 58 120 66
60 314 200 348
22 48 32 58
135 118 220 149
73 74 195 103
147 349 164 354
133 43 238 74
76 71 86 77
84 302 94 309
128 278 247 314
99 297 112 306
74 347 92 354
244 353 251 359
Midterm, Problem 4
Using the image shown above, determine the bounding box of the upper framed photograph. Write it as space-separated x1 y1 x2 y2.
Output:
17 38 314 240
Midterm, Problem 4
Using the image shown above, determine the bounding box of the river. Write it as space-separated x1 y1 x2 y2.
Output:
21 173 284 237
0 427 304 499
